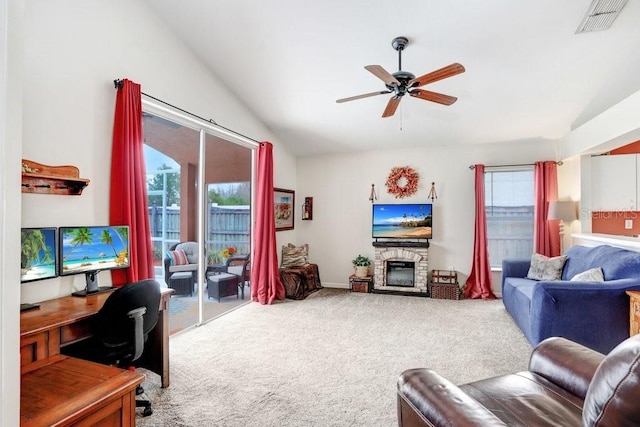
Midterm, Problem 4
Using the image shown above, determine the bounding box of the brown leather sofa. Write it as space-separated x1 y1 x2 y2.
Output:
397 334 640 426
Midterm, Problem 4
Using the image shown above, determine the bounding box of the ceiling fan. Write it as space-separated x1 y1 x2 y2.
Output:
336 36 465 118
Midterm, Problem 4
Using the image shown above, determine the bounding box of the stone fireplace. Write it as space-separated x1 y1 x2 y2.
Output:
372 242 429 294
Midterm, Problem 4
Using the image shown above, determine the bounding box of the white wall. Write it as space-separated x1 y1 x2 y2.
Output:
557 155 582 250
559 88 640 239
561 90 640 159
296 140 557 290
20 0 297 303
1 0 24 423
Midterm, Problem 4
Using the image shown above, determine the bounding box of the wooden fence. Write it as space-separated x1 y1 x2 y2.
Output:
486 205 534 268
149 204 250 262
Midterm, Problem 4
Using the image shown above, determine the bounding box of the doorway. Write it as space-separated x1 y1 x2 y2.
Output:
142 111 254 334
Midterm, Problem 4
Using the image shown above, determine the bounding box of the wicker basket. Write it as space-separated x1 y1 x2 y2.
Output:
430 283 462 300
430 270 461 300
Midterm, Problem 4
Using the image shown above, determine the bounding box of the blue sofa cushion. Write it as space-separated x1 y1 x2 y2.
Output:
562 245 640 281
506 277 538 300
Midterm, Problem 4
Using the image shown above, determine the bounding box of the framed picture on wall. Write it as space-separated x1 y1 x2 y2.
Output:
274 188 295 231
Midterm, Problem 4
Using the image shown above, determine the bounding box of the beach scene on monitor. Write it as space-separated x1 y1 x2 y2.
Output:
21 228 57 282
61 226 129 275
372 204 432 239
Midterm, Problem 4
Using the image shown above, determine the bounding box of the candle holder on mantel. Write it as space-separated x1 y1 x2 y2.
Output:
302 197 313 220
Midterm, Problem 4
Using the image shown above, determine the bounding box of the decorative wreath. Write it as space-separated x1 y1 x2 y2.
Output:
385 166 419 199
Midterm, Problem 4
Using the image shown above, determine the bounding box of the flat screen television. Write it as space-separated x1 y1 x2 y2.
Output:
21 227 58 283
372 203 432 239
59 225 130 296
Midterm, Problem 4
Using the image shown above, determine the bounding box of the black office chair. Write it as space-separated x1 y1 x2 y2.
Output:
63 279 161 417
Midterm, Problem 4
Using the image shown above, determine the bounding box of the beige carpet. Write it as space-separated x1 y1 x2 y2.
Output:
168 292 249 335
137 288 531 426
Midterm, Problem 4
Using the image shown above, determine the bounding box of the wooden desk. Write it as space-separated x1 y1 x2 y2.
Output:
627 291 640 336
21 354 142 426
20 287 174 387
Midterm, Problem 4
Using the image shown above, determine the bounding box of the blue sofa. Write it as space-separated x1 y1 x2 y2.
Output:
501 244 640 354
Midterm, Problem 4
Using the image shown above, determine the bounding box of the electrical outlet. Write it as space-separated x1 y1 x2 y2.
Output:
625 219 633 229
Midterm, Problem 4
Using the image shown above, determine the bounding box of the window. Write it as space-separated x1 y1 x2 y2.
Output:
485 169 534 268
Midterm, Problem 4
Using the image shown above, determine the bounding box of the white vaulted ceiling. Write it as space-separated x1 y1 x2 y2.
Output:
143 0 640 157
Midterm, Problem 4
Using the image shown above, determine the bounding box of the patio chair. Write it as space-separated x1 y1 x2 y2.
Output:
225 254 250 299
164 242 204 294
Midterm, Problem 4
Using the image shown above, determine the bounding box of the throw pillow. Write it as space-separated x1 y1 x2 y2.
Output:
570 267 605 282
526 253 567 281
281 243 309 268
168 249 189 266
176 241 199 264
287 242 309 254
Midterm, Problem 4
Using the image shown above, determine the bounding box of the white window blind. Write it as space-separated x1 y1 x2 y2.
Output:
484 169 534 268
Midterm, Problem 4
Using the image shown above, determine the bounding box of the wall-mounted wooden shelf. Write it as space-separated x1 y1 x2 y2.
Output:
302 197 313 220
21 159 90 195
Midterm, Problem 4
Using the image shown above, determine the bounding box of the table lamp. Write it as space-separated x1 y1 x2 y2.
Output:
548 200 578 252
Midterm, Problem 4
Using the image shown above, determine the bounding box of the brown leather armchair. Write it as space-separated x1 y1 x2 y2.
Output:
397 334 640 426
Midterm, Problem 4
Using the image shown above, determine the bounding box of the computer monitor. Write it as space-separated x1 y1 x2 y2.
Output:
59 225 130 296
21 227 58 283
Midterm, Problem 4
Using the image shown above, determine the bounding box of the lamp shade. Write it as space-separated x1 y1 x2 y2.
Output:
548 201 578 221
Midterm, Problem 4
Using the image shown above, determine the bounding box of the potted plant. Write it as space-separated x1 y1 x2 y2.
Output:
352 254 372 277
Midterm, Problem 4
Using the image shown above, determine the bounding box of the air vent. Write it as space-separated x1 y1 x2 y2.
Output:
576 0 629 33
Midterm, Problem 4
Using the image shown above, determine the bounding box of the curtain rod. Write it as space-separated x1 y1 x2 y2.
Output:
468 161 563 170
114 79 261 144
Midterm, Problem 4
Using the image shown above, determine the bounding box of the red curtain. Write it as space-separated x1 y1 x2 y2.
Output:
109 79 154 286
464 164 496 300
251 142 286 304
534 161 560 257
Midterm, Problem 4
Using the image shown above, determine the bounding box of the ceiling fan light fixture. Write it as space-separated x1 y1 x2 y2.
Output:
576 0 629 33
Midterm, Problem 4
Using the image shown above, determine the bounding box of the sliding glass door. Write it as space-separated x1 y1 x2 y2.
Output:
144 113 201 334
202 134 252 323
142 110 254 333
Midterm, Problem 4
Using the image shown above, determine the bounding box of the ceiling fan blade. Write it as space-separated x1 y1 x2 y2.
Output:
409 89 458 106
365 65 400 86
382 96 401 118
409 63 465 88
336 90 392 103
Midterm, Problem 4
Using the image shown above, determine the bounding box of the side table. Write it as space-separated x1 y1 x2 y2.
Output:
168 271 194 296
207 272 239 302
207 263 228 275
350 274 373 293
627 291 640 336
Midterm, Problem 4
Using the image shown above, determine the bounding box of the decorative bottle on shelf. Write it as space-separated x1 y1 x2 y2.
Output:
302 197 313 220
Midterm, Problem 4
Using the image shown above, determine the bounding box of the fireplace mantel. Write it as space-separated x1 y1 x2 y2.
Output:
372 240 429 248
